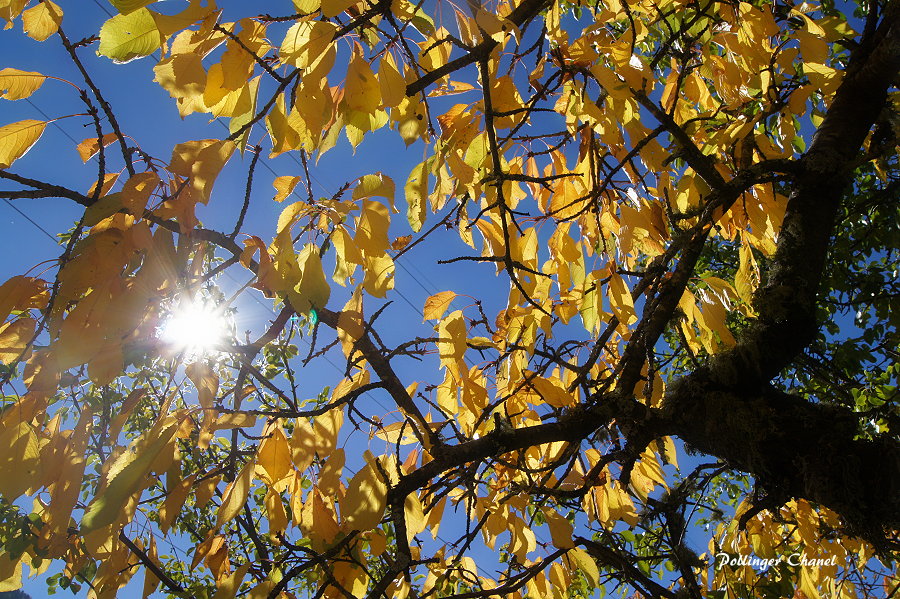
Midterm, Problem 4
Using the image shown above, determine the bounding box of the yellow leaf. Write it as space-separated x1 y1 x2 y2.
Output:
337 287 364 357
151 0 215 38
279 20 337 77
153 52 207 118
423 291 456 321
289 418 316 471
332 226 361 286
474 8 517 43
0 119 46 168
120 171 158 214
735 234 760 308
216 456 255 529
799 564 821 599
287 244 331 315
391 94 426 145
195 474 220 509
437 309 466 374
109 0 156 14
312 406 343 458
264 487 288 542
87 342 123 385
404 492 426 542
322 0 355 18
159 473 195 533
352 172 396 207
292 0 321 13
0 276 47 324
378 53 406 108
344 44 380 115
169 139 235 204
568 547 600 587
256 425 293 487
265 93 304 156
81 417 181 531
21 0 62 41
0 554 22 593
211 411 257 431
75 132 118 162
0 421 40 500
0 317 33 364
356 199 391 255
98 8 163 63
301 487 340 549
426 495 446 539
608 269 637 326
0 68 46 100
404 158 428 232
341 452 387 532
212 563 250 599
273 175 302 202
186 362 219 410
142 536 160 598
544 509 575 549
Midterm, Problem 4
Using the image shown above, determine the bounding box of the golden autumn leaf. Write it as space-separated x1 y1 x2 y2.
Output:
0 68 46 100
256 424 293 486
21 0 62 41
75 132 118 162
286 243 330 315
279 20 337 77
272 175 302 202
567 547 600 588
186 362 219 410
216 456 255 530
378 53 406 109
109 0 157 14
211 563 250 599
341 451 387 532
423 290 456 321
0 420 40 500
0 317 33 364
0 119 47 168
301 487 340 550
607 269 637 326
168 139 235 204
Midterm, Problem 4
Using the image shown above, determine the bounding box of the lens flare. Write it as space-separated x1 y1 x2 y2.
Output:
161 301 230 357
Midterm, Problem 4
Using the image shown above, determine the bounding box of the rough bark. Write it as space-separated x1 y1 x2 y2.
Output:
660 1 900 539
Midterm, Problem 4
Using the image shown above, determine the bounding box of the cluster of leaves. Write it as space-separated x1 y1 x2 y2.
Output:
0 0 898 598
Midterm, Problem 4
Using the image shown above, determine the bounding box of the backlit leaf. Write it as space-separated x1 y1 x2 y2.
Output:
0 119 46 168
273 175 302 202
98 8 163 63
341 451 387 531
216 456 255 529
81 416 182 531
256 424 293 487
0 68 46 100
168 139 235 203
109 0 156 14
76 132 118 162
21 0 61 41
0 317 33 364
423 291 456 321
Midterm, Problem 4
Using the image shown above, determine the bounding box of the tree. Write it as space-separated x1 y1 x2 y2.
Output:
0 0 897 597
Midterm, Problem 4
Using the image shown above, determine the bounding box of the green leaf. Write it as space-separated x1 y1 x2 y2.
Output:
98 8 162 63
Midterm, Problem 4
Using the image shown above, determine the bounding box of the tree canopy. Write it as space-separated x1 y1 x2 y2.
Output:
0 0 898 597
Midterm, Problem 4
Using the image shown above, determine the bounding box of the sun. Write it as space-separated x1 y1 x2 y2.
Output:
161 300 231 357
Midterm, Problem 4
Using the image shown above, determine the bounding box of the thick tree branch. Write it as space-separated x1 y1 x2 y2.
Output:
661 1 900 538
